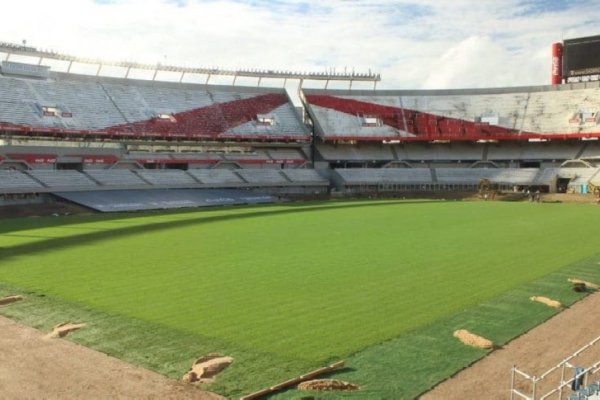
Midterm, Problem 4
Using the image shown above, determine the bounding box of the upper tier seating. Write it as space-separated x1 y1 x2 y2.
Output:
0 73 308 140
304 83 600 141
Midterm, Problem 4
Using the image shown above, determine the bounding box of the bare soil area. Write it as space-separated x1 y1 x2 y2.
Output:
0 316 224 400
421 291 600 399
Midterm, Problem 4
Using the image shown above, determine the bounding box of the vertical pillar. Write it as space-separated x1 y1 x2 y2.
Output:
551 42 563 85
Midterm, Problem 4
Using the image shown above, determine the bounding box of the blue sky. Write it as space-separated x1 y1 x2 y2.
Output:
1 0 599 90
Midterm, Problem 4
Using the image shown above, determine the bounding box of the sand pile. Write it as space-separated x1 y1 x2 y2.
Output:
0 295 23 306
44 322 86 339
568 278 599 290
297 379 359 392
182 354 233 384
453 330 494 349
530 296 563 309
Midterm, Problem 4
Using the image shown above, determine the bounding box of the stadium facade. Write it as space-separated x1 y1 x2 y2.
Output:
1 39 600 212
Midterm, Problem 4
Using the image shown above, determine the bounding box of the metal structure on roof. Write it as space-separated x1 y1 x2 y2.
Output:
0 41 381 89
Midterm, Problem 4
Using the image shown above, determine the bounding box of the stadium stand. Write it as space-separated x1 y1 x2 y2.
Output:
0 169 44 192
281 169 328 184
170 152 223 162
395 143 483 162
236 169 291 185
223 151 271 163
266 148 307 165
556 167 600 190
580 141 600 162
531 168 559 186
135 170 198 186
187 169 245 185
188 168 244 186
487 141 582 161
317 144 395 161
1 49 600 211
27 170 97 188
436 168 539 185
123 153 173 162
0 72 309 141
335 168 432 185
267 148 304 159
85 169 149 187
303 82 600 142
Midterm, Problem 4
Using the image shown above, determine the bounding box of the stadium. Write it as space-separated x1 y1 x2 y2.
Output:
1 29 600 400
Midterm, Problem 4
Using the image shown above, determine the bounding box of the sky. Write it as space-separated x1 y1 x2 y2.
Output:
0 0 599 91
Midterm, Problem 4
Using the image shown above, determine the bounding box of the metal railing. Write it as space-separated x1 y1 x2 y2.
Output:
510 334 600 400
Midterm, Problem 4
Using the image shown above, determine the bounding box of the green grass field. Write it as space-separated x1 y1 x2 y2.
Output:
1 200 599 398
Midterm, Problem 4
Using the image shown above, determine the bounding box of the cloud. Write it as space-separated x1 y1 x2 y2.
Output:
422 36 530 89
0 0 599 91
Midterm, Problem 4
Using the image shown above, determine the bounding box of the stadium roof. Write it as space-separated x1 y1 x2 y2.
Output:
0 41 381 88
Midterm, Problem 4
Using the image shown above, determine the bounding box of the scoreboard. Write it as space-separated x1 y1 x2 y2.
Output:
563 35 600 77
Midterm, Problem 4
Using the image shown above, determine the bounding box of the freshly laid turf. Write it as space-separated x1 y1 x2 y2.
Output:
1 200 599 398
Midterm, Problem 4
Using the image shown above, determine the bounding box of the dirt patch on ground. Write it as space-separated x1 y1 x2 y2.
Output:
530 295 563 309
44 322 86 339
568 277 599 290
453 329 495 349
421 291 600 400
182 354 233 384
541 193 599 203
465 192 598 204
0 295 23 306
297 379 360 392
0 316 224 400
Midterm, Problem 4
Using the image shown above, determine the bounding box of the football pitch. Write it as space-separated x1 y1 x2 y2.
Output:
1 199 599 398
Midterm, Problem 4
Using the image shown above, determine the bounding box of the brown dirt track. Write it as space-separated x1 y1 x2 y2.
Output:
0 316 224 400
421 290 600 399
